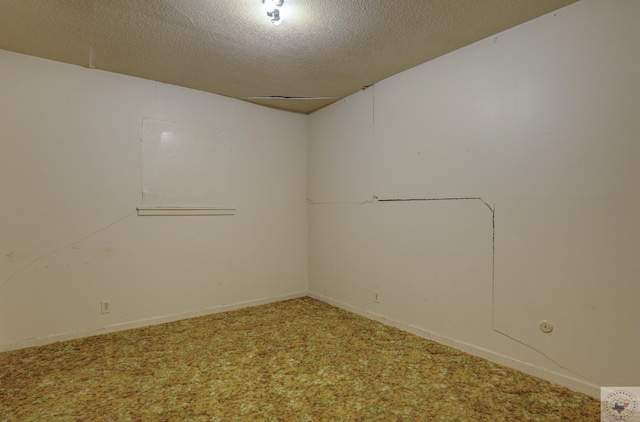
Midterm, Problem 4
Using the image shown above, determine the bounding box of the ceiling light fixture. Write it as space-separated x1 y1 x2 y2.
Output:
262 0 284 25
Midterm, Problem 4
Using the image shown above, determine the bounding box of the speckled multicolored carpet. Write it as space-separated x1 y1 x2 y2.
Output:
1 297 598 421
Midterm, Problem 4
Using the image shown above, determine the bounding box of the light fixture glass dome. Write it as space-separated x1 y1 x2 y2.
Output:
262 0 284 25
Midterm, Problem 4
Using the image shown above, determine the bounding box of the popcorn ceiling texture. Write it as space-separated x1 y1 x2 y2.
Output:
0 297 598 420
0 0 578 113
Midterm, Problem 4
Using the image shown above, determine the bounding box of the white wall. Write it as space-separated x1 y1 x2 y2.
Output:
308 0 639 396
0 50 308 350
2 0 637 398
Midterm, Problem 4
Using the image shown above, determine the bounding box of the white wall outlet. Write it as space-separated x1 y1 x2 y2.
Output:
101 300 111 314
374 290 380 303
539 320 553 334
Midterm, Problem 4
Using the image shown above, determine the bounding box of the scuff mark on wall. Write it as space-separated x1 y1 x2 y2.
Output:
0 211 136 291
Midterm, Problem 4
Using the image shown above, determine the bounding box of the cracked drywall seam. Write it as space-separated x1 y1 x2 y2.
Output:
306 196 378 205
306 85 376 207
370 85 375 205
308 194 592 382
486 202 594 383
0 211 136 291
493 325 595 382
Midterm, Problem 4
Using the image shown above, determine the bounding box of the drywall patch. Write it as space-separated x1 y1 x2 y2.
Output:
141 119 232 208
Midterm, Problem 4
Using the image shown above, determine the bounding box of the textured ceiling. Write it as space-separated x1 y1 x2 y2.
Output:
0 0 578 114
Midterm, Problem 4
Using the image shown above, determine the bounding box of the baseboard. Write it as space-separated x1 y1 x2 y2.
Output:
1 289 600 398
307 291 600 398
1 291 307 353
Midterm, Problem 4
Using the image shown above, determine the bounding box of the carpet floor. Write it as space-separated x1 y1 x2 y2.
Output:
0 297 598 421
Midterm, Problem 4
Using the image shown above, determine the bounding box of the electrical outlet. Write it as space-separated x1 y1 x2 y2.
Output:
374 290 380 303
101 300 111 314
539 320 553 334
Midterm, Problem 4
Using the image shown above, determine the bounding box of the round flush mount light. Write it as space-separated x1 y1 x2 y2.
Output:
262 0 284 25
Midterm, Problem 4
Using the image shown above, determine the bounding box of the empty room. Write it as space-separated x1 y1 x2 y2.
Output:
1 0 638 420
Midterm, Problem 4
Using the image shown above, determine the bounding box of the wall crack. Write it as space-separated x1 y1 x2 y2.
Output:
1 211 136 291
307 195 379 205
373 197 589 381
493 328 595 382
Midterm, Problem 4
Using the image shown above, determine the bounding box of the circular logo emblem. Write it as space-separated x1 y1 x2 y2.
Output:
604 390 639 420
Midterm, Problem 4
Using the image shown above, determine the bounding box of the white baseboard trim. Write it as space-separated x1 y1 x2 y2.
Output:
1 291 307 353
1 290 600 398
307 291 600 398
